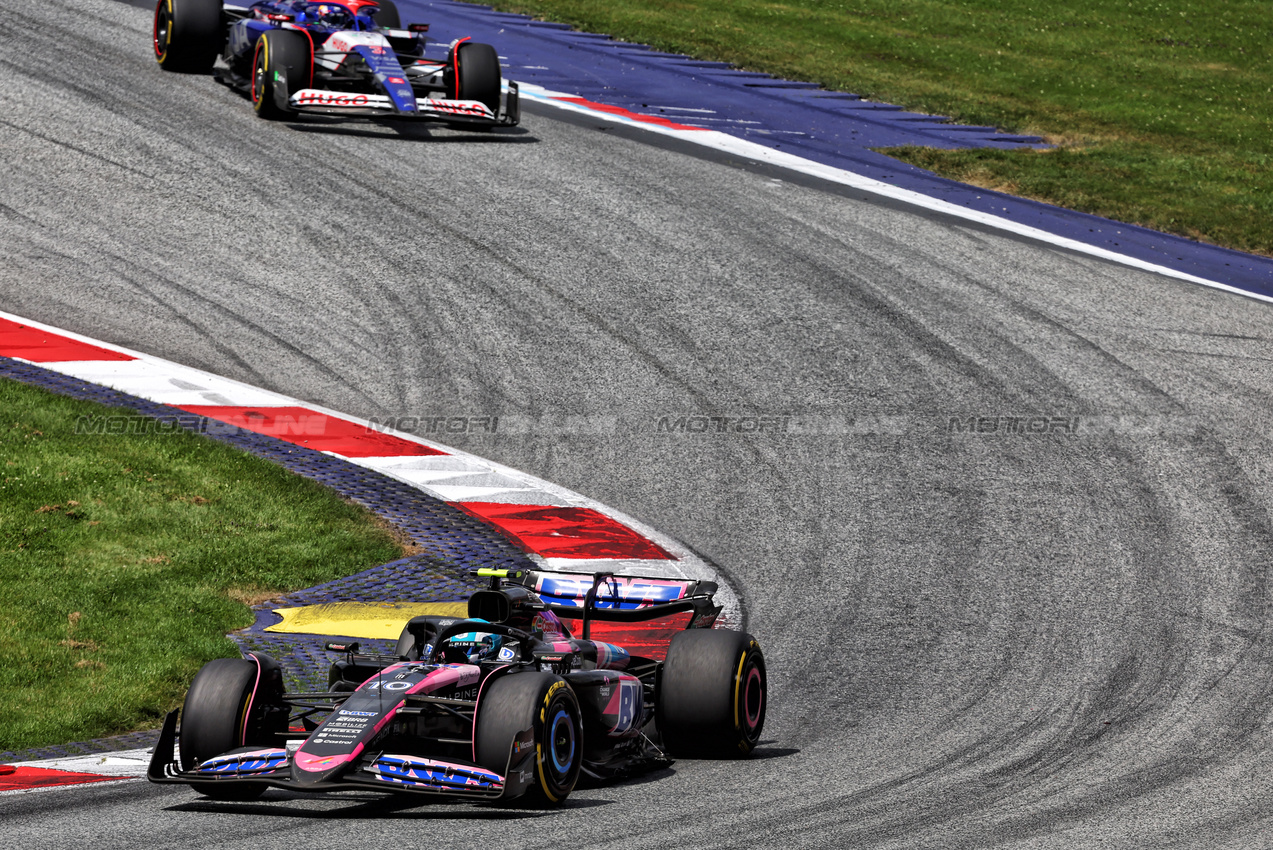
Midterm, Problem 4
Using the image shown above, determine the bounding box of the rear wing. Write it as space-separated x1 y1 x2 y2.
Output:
512 570 722 638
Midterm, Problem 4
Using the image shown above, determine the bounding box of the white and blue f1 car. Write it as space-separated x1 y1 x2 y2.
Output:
153 0 519 125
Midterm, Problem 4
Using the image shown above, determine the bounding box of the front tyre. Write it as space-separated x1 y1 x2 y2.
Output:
153 0 221 73
658 629 767 758
371 0 400 28
475 672 582 805
251 30 311 120
179 655 285 800
453 41 501 116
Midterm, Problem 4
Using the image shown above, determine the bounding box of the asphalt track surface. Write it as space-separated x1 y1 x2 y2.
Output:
6 0 1273 847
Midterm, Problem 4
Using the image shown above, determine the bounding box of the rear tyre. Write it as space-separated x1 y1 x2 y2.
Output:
251 30 311 120
180 656 284 800
658 630 766 758
475 672 582 805
454 41 501 116
371 0 400 28
153 0 221 73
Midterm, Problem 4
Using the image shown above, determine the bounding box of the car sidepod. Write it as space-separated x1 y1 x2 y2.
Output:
568 670 645 761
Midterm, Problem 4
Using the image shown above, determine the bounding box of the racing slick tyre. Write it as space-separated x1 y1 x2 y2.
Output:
251 30 311 120
153 0 221 73
371 0 400 28
453 41 501 116
179 656 285 799
475 672 583 805
657 629 766 758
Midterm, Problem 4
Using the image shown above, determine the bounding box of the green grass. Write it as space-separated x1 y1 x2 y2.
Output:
0 379 402 752
488 0 1272 256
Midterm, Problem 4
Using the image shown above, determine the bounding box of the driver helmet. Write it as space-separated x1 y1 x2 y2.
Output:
440 620 504 663
307 2 351 26
469 632 503 662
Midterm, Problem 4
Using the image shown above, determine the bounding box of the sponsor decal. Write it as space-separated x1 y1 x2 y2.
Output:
388 76 405 84
196 749 289 774
453 665 481 686
531 611 568 637
687 611 719 629
605 679 643 735
498 647 516 661
323 31 391 54
371 756 503 790
420 101 493 118
339 709 377 717
537 575 687 609
297 91 371 107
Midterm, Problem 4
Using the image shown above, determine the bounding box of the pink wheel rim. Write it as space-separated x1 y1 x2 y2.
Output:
743 665 763 729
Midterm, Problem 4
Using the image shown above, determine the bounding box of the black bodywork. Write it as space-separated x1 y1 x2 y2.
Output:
147 569 742 803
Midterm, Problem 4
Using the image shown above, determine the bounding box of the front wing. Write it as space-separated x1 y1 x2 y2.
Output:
146 710 536 801
286 84 519 124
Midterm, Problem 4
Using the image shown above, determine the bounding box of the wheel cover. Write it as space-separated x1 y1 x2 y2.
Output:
742 664 764 731
534 689 580 802
153 0 171 60
547 708 576 776
734 649 766 748
251 38 267 108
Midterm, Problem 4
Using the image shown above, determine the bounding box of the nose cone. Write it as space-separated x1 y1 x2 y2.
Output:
291 747 360 785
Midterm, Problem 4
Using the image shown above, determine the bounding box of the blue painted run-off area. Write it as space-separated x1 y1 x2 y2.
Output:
406 0 1272 298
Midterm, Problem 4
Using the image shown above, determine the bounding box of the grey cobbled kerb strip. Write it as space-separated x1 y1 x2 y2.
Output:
0 313 740 762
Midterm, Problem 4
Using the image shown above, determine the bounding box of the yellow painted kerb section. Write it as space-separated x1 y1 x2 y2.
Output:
264 601 468 639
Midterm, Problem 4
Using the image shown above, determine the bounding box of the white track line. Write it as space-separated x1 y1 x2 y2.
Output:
0 310 740 625
519 84 1271 304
